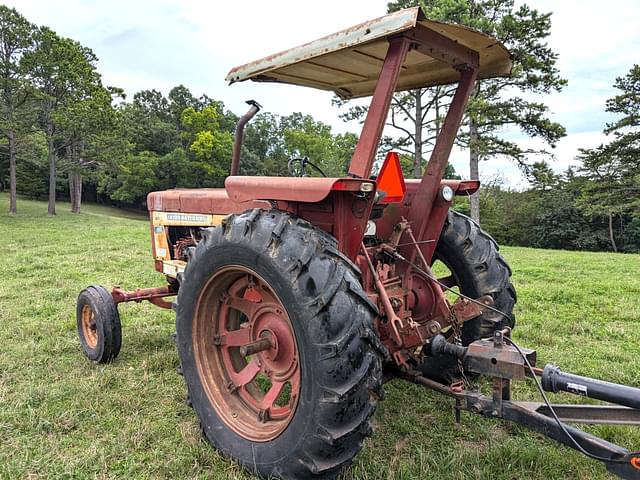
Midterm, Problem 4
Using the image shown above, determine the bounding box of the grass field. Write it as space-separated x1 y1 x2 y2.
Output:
1 193 639 480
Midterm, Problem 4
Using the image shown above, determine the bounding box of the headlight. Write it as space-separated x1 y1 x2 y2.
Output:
441 185 455 202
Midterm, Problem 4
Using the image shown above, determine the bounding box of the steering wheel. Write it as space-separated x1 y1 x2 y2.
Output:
288 157 327 177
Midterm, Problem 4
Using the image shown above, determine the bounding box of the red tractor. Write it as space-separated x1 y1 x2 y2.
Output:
77 7 640 479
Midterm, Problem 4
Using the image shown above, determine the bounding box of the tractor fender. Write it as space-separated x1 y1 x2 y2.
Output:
224 176 375 203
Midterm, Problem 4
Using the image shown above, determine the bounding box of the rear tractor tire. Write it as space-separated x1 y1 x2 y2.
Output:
420 210 517 381
76 285 122 363
174 209 385 479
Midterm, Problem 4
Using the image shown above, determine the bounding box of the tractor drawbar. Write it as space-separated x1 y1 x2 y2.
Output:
405 329 640 479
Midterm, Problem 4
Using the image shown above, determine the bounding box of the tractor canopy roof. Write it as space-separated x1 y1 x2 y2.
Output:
225 7 512 99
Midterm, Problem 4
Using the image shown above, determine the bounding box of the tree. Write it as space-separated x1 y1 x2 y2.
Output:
242 112 289 176
605 65 640 135
57 85 124 213
181 104 233 179
15 130 48 198
24 27 102 215
577 65 640 252
280 113 358 177
0 6 37 214
167 84 198 128
338 0 566 222
121 99 180 156
336 82 455 179
577 145 638 253
603 64 640 177
110 151 161 205
533 189 604 251
422 0 567 222
528 160 557 191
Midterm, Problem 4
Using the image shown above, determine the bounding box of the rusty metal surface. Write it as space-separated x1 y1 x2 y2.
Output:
404 66 478 265
349 37 411 179
111 285 177 310
465 337 537 380
364 179 480 256
408 23 479 69
225 7 511 99
147 188 270 214
404 179 480 195
451 295 492 323
226 8 420 97
224 176 374 203
193 265 301 441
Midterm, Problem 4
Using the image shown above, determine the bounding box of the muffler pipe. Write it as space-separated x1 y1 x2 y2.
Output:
542 364 640 410
230 99 262 176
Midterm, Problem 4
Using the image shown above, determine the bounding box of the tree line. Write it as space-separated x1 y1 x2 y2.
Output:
0 5 356 216
0 4 638 253
453 62 640 253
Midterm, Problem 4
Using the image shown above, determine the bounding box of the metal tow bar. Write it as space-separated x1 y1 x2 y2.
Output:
403 329 640 479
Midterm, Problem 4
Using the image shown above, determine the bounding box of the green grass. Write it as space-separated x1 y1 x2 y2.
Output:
1 193 639 479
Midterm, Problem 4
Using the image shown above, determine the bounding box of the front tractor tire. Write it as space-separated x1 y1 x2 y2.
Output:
76 285 122 363
175 209 385 479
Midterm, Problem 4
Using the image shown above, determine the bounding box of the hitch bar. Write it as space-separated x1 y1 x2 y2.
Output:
111 284 178 309
412 330 640 479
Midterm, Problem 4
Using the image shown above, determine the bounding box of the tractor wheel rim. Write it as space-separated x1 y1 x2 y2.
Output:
81 304 98 349
193 266 300 442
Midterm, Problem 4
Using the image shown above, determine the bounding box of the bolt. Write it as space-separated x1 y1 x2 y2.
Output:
226 381 238 393
471 403 482 414
428 321 441 335
258 409 269 423
232 412 238 418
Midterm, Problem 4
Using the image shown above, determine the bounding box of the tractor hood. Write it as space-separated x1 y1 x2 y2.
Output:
225 7 512 99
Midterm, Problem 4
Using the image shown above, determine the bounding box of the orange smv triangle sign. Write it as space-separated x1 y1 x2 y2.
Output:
377 152 406 203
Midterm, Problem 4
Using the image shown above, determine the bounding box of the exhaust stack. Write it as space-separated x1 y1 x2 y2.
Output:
230 99 262 176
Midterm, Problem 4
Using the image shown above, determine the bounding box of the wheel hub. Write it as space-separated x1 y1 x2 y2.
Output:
193 266 301 442
251 307 297 381
81 304 98 349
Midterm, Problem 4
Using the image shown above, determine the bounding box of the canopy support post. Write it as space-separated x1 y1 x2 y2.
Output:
348 37 411 179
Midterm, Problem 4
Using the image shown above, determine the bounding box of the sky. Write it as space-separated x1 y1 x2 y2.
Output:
5 0 640 186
